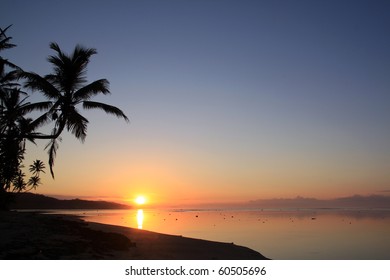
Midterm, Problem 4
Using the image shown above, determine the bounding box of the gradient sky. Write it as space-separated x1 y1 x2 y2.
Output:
2 0 390 206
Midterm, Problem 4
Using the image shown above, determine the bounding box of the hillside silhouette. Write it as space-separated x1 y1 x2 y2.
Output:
11 193 132 209
247 195 390 209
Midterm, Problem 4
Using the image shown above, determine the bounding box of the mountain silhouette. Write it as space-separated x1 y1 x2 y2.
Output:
11 193 132 209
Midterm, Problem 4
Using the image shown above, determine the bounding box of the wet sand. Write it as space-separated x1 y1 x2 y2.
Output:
0 211 267 260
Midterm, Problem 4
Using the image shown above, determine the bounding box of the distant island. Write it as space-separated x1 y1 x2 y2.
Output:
10 193 132 210
247 194 390 209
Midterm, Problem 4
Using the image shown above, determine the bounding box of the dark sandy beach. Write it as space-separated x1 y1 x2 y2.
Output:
0 211 267 260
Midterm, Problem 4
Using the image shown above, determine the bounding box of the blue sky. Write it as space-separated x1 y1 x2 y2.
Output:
2 0 390 204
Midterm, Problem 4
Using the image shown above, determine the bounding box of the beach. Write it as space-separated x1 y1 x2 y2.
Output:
0 211 267 260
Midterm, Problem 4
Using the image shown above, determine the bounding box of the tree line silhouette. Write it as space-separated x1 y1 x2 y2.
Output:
0 25 129 210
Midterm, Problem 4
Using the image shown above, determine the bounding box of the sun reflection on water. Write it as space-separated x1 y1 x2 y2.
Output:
137 209 144 229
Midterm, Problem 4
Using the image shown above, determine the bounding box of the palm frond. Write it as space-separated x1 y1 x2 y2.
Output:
0 59 21 71
28 112 52 131
0 88 26 114
65 108 89 142
0 70 21 89
49 42 65 60
11 170 26 192
73 79 110 101
0 25 16 51
19 101 53 115
72 44 97 63
82 101 129 122
19 71 61 100
0 25 13 37
0 39 16 51
17 118 38 143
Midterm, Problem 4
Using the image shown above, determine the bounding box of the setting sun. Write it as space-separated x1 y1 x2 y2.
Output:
135 195 146 205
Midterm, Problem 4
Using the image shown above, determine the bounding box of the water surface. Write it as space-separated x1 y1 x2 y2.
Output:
51 208 390 259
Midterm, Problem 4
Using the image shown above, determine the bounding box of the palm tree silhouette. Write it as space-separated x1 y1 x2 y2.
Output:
27 160 46 190
20 42 129 177
29 160 45 176
0 88 51 191
1 25 50 206
0 25 20 96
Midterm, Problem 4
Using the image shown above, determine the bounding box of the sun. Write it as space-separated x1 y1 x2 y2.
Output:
135 195 146 205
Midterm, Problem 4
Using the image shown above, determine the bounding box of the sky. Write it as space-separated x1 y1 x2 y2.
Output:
2 0 390 207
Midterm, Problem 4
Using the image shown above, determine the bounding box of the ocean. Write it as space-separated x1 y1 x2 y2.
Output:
48 208 390 260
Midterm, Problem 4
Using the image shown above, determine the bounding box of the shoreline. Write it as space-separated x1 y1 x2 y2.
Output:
0 211 268 260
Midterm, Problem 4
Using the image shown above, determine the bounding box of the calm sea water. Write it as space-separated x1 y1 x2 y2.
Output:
49 208 390 260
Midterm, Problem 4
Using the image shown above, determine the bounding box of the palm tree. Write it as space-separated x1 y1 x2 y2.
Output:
20 42 129 177
0 88 52 192
0 88 52 136
29 159 45 176
0 25 49 208
27 160 46 190
1 25 20 96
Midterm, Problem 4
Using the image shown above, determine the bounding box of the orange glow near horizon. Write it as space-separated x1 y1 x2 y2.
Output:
27 128 389 208
34 149 388 208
